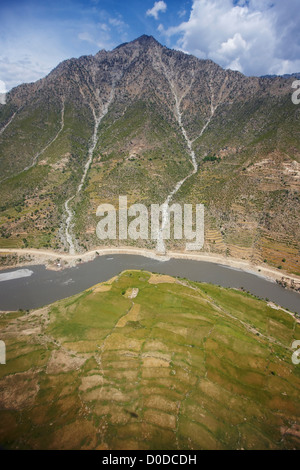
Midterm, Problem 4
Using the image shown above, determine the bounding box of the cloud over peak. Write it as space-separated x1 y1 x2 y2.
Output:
161 0 300 76
146 1 167 20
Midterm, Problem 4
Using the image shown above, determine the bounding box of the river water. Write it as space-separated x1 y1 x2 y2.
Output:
0 254 299 313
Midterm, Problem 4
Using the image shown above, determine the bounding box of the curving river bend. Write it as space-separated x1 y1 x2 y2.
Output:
0 254 299 314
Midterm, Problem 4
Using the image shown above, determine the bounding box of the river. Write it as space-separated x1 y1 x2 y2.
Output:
0 254 299 313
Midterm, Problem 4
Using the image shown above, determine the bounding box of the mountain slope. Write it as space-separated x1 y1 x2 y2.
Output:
0 271 299 449
0 35 299 273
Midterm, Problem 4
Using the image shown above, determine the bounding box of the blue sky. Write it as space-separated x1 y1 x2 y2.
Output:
1 0 300 91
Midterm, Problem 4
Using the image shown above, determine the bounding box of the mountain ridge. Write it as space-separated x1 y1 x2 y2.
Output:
0 35 299 275
4 34 300 98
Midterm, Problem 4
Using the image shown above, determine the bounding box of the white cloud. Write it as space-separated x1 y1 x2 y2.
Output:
78 15 128 50
99 23 110 32
0 80 6 104
109 17 126 30
146 1 167 20
0 54 61 91
78 30 113 50
161 0 300 76
0 6 129 91
0 80 6 94
227 57 243 73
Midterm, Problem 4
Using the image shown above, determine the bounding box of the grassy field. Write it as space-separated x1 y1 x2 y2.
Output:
0 270 299 450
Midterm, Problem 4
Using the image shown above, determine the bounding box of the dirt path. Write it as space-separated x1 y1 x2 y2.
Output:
25 100 65 171
0 112 16 137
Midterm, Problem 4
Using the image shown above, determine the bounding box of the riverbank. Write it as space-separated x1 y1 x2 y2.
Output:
1 251 300 313
1 246 300 290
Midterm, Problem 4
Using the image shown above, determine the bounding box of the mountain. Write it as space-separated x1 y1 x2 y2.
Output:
261 73 300 79
0 35 299 274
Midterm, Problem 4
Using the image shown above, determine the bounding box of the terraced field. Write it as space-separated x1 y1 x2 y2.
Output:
0 270 299 450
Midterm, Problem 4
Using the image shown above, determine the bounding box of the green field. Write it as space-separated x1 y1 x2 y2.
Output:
0 271 299 450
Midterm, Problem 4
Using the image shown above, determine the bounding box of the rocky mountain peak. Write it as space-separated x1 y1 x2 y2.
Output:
133 34 161 46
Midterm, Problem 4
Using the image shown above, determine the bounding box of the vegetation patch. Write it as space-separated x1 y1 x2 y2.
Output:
0 270 299 450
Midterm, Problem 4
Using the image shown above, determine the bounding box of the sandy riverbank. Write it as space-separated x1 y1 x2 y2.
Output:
1 246 300 289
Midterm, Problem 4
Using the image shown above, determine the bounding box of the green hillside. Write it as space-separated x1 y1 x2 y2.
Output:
0 270 299 450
